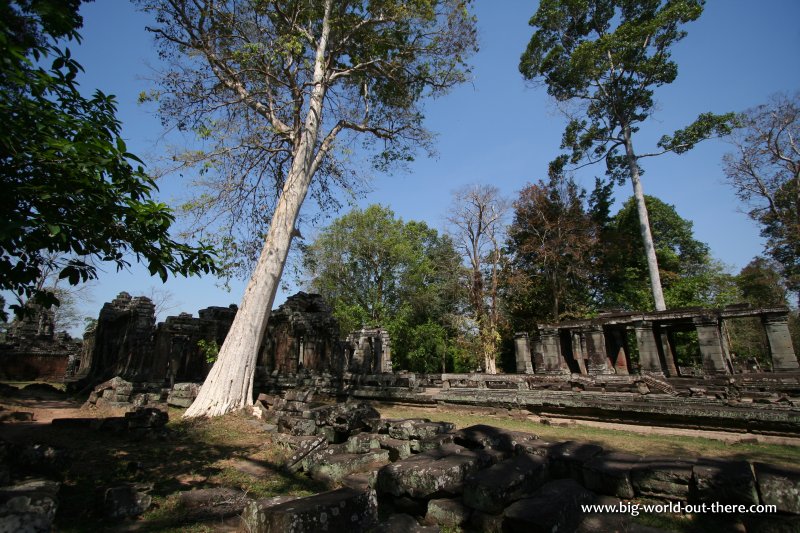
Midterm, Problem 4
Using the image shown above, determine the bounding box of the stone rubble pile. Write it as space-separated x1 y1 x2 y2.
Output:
242 390 800 533
83 376 200 410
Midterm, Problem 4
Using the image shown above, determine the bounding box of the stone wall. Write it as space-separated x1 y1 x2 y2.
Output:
259 292 343 374
0 306 81 381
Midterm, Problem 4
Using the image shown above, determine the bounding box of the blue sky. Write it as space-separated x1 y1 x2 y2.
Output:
49 0 800 331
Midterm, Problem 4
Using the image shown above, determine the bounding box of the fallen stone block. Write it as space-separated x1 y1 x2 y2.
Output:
98 483 153 519
583 452 641 499
308 450 391 483
753 462 800 514
379 437 414 461
415 432 456 453
286 435 328 471
548 441 604 484
0 480 60 524
277 415 318 436
503 479 594 533
692 460 759 506
240 487 377 533
166 396 193 408
284 389 315 403
94 376 133 395
375 446 491 499
345 433 382 454
426 497 471 528
631 457 695 501
463 453 548 513
514 439 555 457
177 487 251 521
372 418 430 435
308 402 380 436
454 424 539 454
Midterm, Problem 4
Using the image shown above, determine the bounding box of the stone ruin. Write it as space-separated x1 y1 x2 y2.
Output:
515 305 799 377
0 305 81 381
232 388 800 532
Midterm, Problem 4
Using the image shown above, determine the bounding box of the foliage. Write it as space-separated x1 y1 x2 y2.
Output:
0 295 6 323
447 185 509 373
0 0 217 315
505 173 597 323
600 195 734 310
723 93 800 304
138 0 478 281
519 0 735 310
736 257 788 308
302 205 463 371
197 339 220 364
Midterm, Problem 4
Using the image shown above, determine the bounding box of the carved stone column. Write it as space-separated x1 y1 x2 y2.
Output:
657 326 679 377
585 326 614 374
693 316 730 375
571 331 588 374
514 332 534 374
762 312 799 371
633 321 663 375
539 327 568 374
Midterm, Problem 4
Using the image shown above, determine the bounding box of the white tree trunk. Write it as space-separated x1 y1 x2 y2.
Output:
184 0 333 418
623 126 667 311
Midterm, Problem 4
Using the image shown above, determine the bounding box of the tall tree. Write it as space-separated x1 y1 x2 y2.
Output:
303 205 462 371
519 0 734 311
446 185 508 373
723 93 800 304
0 0 216 315
139 0 477 417
506 174 596 322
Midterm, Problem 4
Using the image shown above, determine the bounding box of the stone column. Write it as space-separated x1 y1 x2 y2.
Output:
530 335 544 373
514 332 534 374
539 327 568 374
693 316 730 375
762 313 799 371
571 331 588 374
585 326 614 374
633 321 663 375
657 326 679 377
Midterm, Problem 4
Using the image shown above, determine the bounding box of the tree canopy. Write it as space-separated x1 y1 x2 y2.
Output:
302 204 463 372
139 0 478 280
0 0 216 314
724 92 800 304
519 0 735 311
505 174 596 323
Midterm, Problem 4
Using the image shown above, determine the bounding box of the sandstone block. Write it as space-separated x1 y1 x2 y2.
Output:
426 497 470 527
583 452 641 499
548 441 604 483
631 457 695 500
692 460 758 506
308 450 390 483
375 446 490 499
455 424 540 454
754 462 800 514
503 479 594 533
240 487 377 533
463 454 548 513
